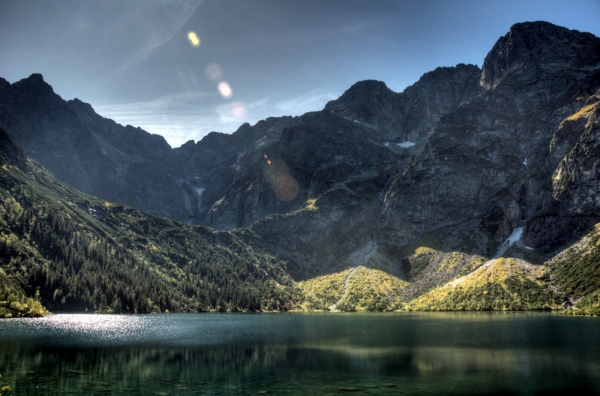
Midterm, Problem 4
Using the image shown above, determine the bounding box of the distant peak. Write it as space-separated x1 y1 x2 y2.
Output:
418 64 481 83
27 73 45 82
12 73 55 94
324 80 392 111
347 80 390 93
481 21 600 88
22 73 49 87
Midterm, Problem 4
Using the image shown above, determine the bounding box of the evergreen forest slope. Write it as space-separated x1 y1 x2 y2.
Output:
0 128 297 315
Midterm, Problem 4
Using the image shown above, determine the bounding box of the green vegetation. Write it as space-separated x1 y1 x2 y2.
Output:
406 258 556 311
457 255 488 277
0 271 47 317
0 132 297 315
296 266 407 312
404 244 487 280
296 269 348 310
550 223 600 314
0 374 10 396
550 224 600 299
337 267 406 311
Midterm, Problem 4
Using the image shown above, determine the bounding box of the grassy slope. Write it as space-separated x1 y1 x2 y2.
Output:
406 257 555 311
296 266 408 311
548 223 600 315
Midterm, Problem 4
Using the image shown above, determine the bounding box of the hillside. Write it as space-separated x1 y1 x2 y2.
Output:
0 128 297 315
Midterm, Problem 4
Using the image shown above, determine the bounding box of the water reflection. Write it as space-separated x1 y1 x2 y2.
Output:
0 313 599 395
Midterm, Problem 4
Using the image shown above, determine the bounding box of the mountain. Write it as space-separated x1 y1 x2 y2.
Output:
1 21 600 314
0 127 299 316
0 74 305 225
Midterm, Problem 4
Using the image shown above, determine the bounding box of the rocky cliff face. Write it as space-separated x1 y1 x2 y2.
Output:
0 75 192 221
525 92 600 250
2 22 600 300
237 22 600 286
324 64 483 142
379 21 600 249
0 75 302 224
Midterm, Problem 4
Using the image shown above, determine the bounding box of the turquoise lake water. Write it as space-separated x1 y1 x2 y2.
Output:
0 312 598 395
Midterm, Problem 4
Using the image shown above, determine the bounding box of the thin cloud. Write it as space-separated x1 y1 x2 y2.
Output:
95 89 341 148
215 97 269 125
95 90 218 148
114 0 204 75
274 89 338 115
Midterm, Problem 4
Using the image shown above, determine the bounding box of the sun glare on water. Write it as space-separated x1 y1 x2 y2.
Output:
38 314 147 341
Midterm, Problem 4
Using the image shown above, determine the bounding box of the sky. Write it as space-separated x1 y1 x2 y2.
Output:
1 0 599 148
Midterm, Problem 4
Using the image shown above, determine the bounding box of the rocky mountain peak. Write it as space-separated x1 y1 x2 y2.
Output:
481 21 600 89
334 80 391 100
11 73 56 95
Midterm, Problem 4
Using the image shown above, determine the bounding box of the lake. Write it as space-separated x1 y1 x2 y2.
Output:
0 312 598 395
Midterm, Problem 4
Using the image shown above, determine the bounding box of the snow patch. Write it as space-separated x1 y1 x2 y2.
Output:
492 227 524 259
525 246 534 251
505 227 524 246
384 142 390 147
450 227 526 289
195 187 205 198
523 158 528 166
397 141 416 148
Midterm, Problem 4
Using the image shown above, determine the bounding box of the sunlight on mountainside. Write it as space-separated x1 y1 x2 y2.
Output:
566 102 599 121
407 258 555 311
296 266 407 312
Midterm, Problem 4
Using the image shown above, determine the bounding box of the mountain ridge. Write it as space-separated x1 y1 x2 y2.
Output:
2 21 600 314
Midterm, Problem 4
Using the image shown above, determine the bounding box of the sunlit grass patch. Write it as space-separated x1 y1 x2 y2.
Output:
304 199 318 211
337 267 407 312
295 266 408 312
565 102 599 121
296 269 349 311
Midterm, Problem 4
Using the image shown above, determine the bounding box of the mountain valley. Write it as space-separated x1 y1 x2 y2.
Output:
1 21 600 315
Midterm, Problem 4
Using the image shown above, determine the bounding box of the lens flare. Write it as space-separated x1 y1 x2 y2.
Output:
231 102 246 119
205 63 223 81
263 159 299 202
187 31 201 47
272 174 299 201
218 81 232 98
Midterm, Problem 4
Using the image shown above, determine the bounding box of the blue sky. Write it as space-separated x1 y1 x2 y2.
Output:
1 0 599 147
